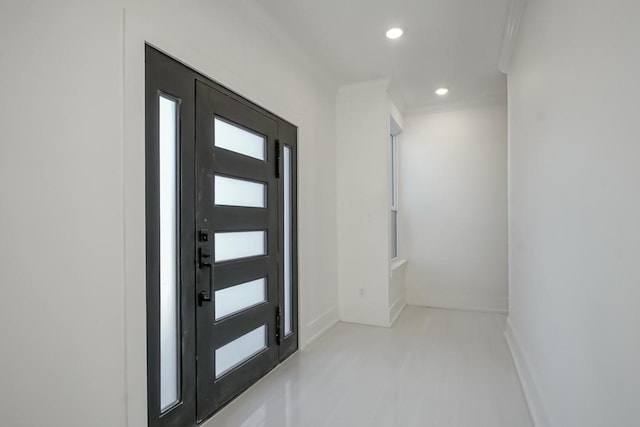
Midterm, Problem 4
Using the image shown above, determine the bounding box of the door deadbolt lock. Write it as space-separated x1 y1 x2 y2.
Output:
198 229 212 267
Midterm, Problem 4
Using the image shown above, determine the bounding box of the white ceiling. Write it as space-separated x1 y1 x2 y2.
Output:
256 0 510 110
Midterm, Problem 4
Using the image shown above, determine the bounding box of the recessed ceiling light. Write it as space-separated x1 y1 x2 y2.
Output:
435 88 449 96
386 28 404 39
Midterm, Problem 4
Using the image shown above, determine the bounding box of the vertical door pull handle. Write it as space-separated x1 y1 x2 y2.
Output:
275 140 281 178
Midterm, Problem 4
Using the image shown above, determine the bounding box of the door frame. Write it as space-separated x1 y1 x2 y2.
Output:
145 45 299 427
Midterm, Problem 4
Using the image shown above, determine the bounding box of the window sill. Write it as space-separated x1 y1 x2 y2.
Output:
390 258 407 276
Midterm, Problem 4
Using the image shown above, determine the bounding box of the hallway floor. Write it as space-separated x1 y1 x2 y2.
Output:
206 306 533 427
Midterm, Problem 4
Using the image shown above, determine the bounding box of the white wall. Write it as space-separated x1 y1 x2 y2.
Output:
0 1 339 426
0 2 126 426
402 102 508 313
336 80 392 326
507 0 640 425
336 80 406 327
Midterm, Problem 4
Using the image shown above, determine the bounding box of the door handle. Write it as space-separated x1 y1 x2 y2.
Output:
199 229 212 268
199 247 212 267
198 229 213 307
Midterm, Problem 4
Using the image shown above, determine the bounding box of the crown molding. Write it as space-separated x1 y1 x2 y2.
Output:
498 0 527 74
387 80 407 115
337 78 391 93
404 91 507 116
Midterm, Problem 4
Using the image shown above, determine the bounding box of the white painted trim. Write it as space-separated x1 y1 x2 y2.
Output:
337 78 390 93
414 304 508 315
391 258 407 271
338 305 392 328
390 114 403 136
388 294 406 326
505 318 552 427
407 288 508 314
498 0 526 73
405 91 507 116
388 81 407 118
301 305 339 349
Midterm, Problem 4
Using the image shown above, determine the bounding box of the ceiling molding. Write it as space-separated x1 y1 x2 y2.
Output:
404 91 507 116
498 0 526 74
387 81 407 115
337 78 390 93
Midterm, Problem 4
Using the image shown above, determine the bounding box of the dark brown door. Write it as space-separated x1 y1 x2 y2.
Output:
194 81 279 421
145 45 298 427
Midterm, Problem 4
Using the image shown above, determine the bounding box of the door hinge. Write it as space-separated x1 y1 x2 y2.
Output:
275 140 281 178
275 306 282 345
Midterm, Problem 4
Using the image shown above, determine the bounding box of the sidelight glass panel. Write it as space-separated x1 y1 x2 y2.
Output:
159 95 180 412
214 175 266 208
215 325 267 378
283 146 293 335
214 117 265 160
215 231 266 262
215 278 267 320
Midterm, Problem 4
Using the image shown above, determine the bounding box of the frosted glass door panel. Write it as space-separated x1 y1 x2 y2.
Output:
214 176 266 208
283 146 293 335
159 95 180 412
215 117 265 160
215 278 266 320
215 231 266 262
215 325 267 378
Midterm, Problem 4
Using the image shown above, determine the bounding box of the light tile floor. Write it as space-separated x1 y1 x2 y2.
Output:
205 306 533 427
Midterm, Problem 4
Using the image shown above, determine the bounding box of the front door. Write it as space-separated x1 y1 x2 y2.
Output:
145 46 298 427
194 81 280 421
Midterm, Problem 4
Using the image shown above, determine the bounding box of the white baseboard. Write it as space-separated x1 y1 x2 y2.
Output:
407 288 508 314
339 297 407 328
301 305 338 349
504 318 551 427
416 303 508 315
388 294 406 326
338 302 391 327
